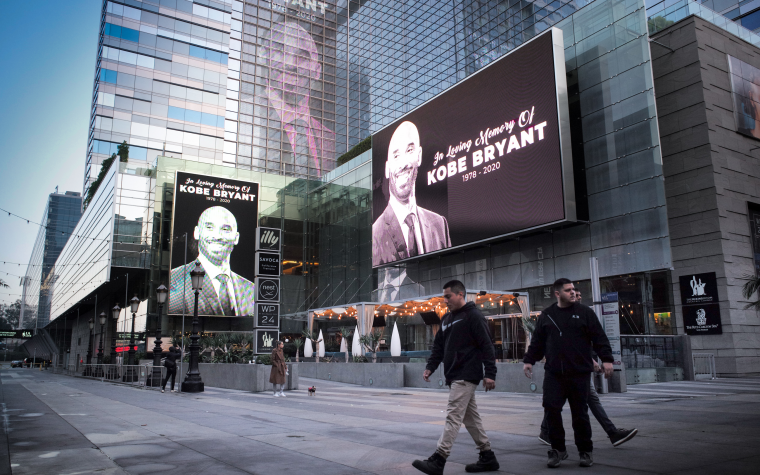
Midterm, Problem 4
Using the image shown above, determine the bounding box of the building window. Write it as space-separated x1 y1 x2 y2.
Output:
749 202 760 276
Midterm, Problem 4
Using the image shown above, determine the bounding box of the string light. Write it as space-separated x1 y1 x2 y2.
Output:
1 206 113 243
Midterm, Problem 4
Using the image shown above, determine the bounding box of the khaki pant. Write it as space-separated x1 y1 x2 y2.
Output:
436 380 491 458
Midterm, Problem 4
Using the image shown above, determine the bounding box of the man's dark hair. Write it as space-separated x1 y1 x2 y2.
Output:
553 278 573 293
443 280 466 295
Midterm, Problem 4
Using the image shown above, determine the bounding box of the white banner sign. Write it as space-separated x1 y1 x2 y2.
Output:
601 293 622 370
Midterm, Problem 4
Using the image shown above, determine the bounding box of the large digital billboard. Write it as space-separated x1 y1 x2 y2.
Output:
168 172 259 317
371 28 574 267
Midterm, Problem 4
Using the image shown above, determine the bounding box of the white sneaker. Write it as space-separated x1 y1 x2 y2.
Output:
161 389 165 393
279 391 286 397
273 392 280 397
170 389 175 393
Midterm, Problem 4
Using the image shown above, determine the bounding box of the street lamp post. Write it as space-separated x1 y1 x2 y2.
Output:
181 261 205 393
123 295 140 382
151 285 168 386
96 312 106 375
109 304 120 379
85 318 94 375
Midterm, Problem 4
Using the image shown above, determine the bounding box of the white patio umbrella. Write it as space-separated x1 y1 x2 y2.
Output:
390 321 401 357
317 329 325 357
351 325 361 356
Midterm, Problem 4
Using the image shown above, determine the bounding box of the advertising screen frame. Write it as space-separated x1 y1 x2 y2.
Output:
168 170 260 317
370 27 575 269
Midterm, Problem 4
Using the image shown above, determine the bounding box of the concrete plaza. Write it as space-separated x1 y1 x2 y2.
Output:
0 368 758 475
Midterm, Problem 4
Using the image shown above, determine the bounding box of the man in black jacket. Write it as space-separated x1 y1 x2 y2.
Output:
523 278 613 469
412 280 499 475
161 345 180 393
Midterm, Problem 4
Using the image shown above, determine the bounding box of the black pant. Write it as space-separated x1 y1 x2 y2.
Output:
162 365 176 391
543 371 592 453
541 373 616 436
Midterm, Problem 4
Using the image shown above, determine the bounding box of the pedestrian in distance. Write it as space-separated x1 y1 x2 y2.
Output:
161 345 179 393
523 278 614 469
269 340 287 397
412 280 500 475
538 290 638 448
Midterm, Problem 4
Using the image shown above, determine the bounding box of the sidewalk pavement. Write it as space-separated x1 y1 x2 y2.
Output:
1 368 759 474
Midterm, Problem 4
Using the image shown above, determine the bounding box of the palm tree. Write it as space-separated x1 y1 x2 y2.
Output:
0 279 8 288
742 275 760 312
292 338 303 362
359 328 385 363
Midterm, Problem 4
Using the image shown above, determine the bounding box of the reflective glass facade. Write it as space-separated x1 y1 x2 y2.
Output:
87 0 236 194
49 162 118 321
361 0 672 305
21 192 83 329
648 0 760 34
63 0 683 340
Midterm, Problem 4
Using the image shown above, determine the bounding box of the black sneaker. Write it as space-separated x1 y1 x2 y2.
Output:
412 452 446 475
538 431 550 446
609 428 638 447
579 451 593 467
547 449 568 468
465 449 500 472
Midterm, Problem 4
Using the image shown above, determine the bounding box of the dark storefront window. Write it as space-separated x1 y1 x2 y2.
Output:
527 271 674 336
748 202 760 276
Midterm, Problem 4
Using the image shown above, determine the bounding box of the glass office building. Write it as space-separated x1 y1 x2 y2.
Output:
42 0 759 376
21 191 83 329
73 0 673 341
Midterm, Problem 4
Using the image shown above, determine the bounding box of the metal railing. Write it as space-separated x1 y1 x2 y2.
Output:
621 335 681 369
78 364 171 390
692 353 717 380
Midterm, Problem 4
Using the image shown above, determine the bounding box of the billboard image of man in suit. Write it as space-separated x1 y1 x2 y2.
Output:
169 206 255 316
262 22 336 178
372 121 451 267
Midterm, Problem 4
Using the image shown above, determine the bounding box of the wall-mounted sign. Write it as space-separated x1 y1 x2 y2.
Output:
0 330 33 339
255 303 279 328
256 227 281 252
116 332 146 341
679 272 719 306
255 252 281 276
255 329 279 354
600 292 622 370
255 277 280 302
683 303 723 335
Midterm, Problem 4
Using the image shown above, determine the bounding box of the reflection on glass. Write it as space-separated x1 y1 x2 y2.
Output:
261 22 335 177
729 54 760 139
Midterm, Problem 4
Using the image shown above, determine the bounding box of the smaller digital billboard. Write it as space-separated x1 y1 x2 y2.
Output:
168 171 260 317
371 27 574 267
729 55 760 140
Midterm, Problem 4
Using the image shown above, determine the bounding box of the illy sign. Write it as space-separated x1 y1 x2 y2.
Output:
256 227 281 252
255 277 280 302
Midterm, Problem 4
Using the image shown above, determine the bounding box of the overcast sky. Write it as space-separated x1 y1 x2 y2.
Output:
0 1 101 303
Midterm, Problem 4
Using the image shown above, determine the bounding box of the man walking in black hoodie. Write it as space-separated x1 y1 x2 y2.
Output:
412 280 499 475
523 278 613 469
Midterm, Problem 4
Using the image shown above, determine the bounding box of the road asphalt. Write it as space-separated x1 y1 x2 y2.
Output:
1 367 759 474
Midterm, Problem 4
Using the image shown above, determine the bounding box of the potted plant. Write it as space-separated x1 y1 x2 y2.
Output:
359 328 385 363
